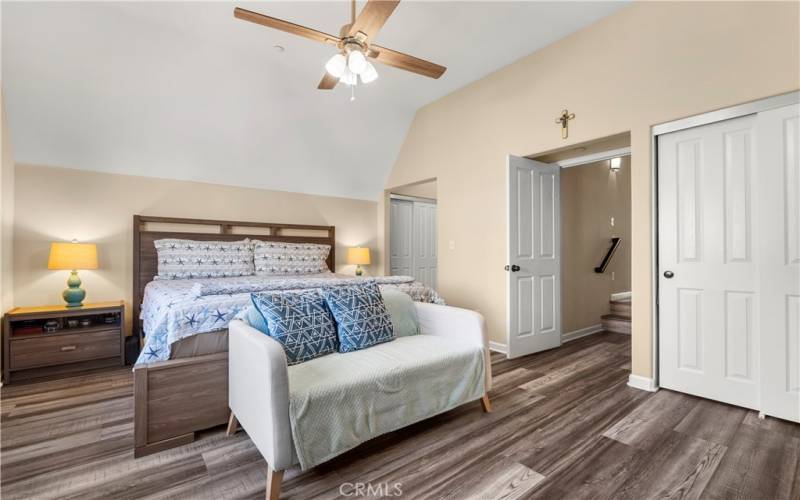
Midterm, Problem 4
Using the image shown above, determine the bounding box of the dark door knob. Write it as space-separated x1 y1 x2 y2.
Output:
663 270 674 279
504 264 521 272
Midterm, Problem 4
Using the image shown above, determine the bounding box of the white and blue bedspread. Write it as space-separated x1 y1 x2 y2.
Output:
136 273 444 364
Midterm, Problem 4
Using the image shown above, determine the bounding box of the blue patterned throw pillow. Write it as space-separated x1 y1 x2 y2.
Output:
321 282 394 352
250 290 338 365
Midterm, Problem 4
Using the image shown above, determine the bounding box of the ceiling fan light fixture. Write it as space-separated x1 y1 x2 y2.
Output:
233 5 447 93
340 66 358 86
325 53 347 78
360 61 378 84
347 49 367 74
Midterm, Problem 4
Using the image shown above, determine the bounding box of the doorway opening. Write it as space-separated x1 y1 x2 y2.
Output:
558 155 632 340
505 132 632 358
386 179 437 289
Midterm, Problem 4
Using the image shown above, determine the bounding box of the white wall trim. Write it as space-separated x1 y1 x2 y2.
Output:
556 147 631 168
562 324 603 343
652 90 800 135
627 374 659 392
489 341 508 355
611 291 632 301
388 193 437 204
495 324 604 355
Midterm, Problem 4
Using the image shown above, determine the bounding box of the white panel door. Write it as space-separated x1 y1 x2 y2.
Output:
390 198 438 288
507 155 561 358
390 199 413 276
757 103 800 423
658 114 760 410
413 201 438 288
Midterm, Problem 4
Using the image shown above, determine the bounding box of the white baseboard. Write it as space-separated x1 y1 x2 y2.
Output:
489 341 508 355
562 324 603 343
492 325 603 354
611 291 632 301
627 374 659 392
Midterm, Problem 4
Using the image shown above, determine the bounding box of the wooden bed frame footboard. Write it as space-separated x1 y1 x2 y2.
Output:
132 216 336 457
133 352 229 457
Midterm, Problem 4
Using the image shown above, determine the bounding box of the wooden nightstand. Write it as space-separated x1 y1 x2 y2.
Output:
2 301 125 383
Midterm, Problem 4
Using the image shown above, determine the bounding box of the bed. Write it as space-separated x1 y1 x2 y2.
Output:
131 215 443 457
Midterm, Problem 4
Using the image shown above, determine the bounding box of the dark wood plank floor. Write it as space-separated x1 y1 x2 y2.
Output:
2 332 799 499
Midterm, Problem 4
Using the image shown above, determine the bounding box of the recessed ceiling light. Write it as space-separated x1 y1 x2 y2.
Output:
273 45 285 52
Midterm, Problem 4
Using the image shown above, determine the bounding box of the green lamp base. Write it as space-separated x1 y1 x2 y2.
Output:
62 270 86 308
355 265 363 277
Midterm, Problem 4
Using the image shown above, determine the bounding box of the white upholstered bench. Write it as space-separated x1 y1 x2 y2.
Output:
226 302 493 500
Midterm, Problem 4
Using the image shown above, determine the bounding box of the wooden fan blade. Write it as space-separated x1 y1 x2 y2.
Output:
234 7 340 46
318 72 339 90
369 45 446 79
348 0 400 39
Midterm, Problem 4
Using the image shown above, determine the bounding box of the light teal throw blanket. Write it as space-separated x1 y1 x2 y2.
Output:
286 335 485 469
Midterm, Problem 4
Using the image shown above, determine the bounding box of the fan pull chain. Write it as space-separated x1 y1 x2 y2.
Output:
350 85 356 102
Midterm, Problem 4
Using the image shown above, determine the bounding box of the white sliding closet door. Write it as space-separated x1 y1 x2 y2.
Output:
658 114 760 410
658 100 800 423
390 199 414 276
413 201 438 289
390 197 438 288
757 103 800 423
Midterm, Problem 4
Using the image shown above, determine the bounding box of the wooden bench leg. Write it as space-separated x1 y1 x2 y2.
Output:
481 393 493 413
266 466 284 500
226 411 238 436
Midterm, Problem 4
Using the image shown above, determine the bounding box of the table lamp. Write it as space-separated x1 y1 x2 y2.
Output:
48 241 98 307
347 247 370 276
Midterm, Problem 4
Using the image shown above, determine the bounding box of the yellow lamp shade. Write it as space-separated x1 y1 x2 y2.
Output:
48 242 98 270
347 247 371 265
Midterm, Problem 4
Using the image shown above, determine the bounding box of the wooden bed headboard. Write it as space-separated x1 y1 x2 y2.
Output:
132 215 336 339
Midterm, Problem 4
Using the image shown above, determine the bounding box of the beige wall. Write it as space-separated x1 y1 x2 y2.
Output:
561 157 631 334
385 2 800 378
13 165 379 334
1 96 14 314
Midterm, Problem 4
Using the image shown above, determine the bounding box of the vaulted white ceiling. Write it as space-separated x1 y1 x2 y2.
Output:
2 1 627 200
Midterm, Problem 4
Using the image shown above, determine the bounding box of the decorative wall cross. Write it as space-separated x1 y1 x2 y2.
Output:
555 109 575 139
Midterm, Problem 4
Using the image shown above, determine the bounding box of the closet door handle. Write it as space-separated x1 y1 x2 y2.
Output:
663 270 674 279
504 265 521 272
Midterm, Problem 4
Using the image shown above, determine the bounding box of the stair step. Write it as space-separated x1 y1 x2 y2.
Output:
609 299 632 318
601 313 631 334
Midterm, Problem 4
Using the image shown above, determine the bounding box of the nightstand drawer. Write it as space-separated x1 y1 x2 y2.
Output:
10 329 121 370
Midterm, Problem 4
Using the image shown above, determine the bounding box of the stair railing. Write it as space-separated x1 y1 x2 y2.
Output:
595 237 621 274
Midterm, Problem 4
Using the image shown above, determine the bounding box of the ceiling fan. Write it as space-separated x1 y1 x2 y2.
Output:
233 0 446 93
